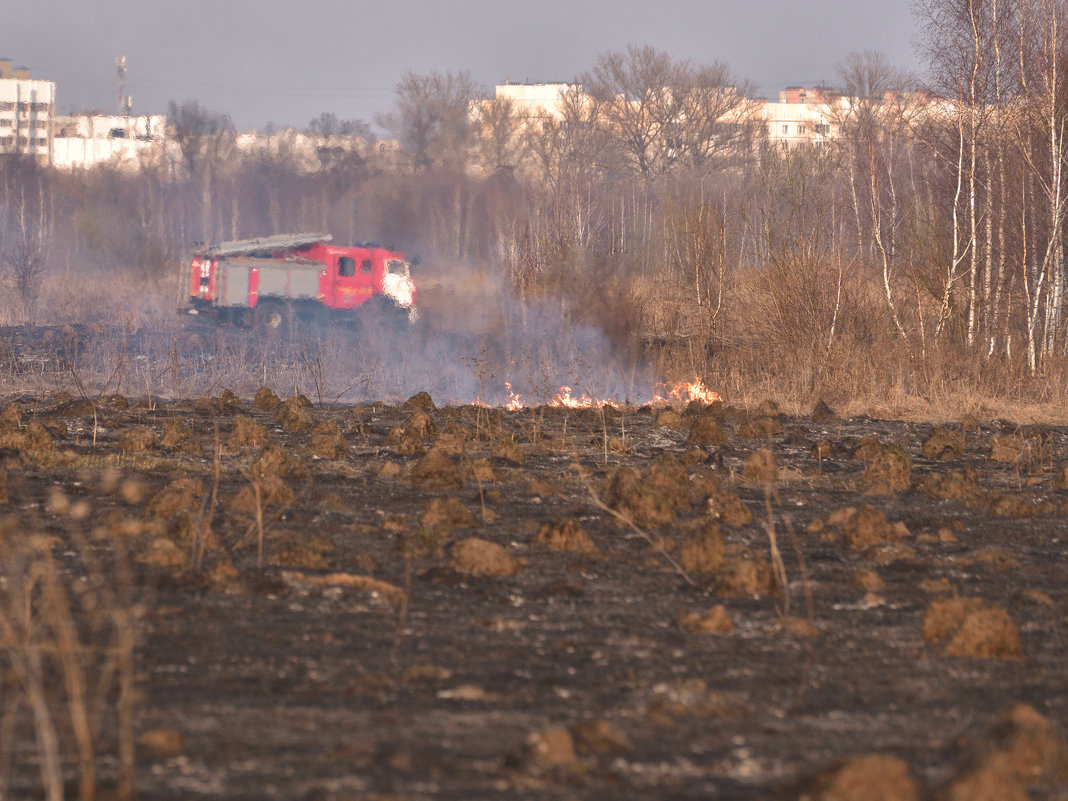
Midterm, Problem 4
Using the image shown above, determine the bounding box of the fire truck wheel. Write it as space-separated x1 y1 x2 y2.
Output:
254 301 287 334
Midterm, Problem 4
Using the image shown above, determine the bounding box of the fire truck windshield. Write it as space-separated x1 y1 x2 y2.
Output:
386 259 409 276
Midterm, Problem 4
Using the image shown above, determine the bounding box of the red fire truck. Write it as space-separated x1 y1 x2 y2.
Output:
185 233 417 332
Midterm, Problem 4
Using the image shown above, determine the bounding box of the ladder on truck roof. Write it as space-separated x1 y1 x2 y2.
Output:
198 232 332 258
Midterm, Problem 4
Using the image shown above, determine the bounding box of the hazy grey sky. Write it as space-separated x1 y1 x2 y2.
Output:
8 0 920 131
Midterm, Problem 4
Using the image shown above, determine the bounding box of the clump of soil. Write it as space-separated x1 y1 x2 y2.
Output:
491 438 525 465
738 414 783 439
706 488 752 528
228 415 268 451
988 493 1042 518
655 408 684 427
989 435 1025 463
800 753 919 801
535 519 596 553
449 538 518 577
1055 462 1068 489
411 448 463 490
195 391 240 415
717 554 777 598
230 472 295 515
811 399 837 423
679 604 734 634
161 418 202 454
420 497 474 532
271 536 333 570
119 426 156 454
678 521 726 576
922 597 1021 658
826 505 909 551
143 477 203 523
276 396 314 431
403 391 436 413
569 720 631 755
864 445 912 493
811 440 834 460
524 727 576 769
251 442 288 479
55 397 95 417
0 403 20 430
253 386 282 411
923 426 966 460
646 677 734 719
307 422 348 460
685 417 727 447
387 411 438 456
922 467 988 505
935 703 1068 801
742 447 777 482
605 453 692 526
0 422 54 456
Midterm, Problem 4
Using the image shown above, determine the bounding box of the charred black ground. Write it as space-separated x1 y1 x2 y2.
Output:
1 373 1067 799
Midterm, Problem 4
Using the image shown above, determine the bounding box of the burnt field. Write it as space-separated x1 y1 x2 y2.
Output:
1 381 1068 799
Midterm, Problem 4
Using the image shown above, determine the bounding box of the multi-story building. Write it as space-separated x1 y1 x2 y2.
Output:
0 58 55 163
761 87 841 150
493 81 577 123
53 112 169 171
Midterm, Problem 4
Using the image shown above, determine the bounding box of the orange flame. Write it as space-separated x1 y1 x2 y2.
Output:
493 377 721 409
504 382 524 411
652 377 722 405
548 385 604 409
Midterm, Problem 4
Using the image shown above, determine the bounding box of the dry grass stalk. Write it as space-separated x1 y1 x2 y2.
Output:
0 531 138 801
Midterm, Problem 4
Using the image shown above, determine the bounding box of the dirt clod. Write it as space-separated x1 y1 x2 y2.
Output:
404 391 436 413
801 753 919 801
864 445 912 493
678 522 725 575
923 597 1021 658
742 447 777 482
935 704 1068 801
536 519 596 553
228 415 268 451
449 538 518 577
411 448 463 490
685 417 727 446
680 604 734 634
253 386 282 411
161 417 201 453
276 396 314 430
811 399 837 422
119 425 157 454
923 426 966 460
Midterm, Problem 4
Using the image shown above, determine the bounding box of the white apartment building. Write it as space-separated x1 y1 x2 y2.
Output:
761 87 841 149
53 112 169 171
493 81 577 122
0 58 55 163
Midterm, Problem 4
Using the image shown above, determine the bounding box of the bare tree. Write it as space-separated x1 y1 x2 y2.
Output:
307 112 370 140
0 159 51 325
167 101 236 241
475 96 523 170
583 45 753 177
378 70 479 172
833 51 917 353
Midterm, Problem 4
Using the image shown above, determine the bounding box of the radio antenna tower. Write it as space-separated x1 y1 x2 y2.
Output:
116 55 132 117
